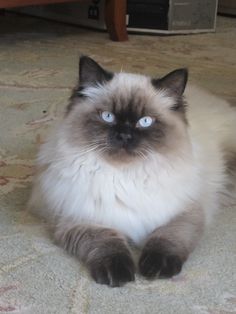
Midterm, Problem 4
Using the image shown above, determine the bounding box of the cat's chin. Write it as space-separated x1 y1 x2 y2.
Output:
102 148 147 165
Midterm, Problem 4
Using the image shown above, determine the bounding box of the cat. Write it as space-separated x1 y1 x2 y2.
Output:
29 56 236 287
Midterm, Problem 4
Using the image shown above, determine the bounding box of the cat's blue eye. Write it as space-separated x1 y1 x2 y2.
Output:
101 111 115 123
137 116 154 128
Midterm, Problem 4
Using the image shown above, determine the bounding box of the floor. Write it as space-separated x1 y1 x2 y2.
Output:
0 12 236 314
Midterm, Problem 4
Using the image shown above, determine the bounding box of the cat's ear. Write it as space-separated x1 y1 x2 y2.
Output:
152 68 188 96
79 56 113 87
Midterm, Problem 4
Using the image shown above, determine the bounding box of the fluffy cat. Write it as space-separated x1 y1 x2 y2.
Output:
29 56 236 287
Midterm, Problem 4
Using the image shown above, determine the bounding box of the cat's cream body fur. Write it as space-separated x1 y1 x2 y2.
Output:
29 74 236 245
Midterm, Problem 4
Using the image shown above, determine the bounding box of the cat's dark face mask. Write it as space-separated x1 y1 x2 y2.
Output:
104 105 166 160
67 56 188 164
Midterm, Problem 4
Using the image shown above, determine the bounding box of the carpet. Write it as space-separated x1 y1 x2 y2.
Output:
0 13 236 314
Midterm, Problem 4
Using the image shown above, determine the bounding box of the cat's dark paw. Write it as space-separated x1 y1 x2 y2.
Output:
89 252 135 287
139 247 183 279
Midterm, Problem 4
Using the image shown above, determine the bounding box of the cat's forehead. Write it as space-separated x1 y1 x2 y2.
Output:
106 73 172 114
110 72 153 97
108 74 148 114
83 72 153 101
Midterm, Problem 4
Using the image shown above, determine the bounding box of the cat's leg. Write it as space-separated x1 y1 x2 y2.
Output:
55 223 135 287
139 206 205 279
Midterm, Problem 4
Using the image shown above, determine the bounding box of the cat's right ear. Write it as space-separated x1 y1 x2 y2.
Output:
67 56 113 113
79 56 113 88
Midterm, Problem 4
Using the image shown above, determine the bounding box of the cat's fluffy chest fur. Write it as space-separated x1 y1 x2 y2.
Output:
34 134 201 244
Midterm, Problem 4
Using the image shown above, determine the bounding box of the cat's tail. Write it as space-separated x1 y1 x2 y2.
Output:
212 95 236 204
187 85 236 205
217 102 236 156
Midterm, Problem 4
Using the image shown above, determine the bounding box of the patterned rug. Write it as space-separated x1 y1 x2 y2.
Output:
0 13 236 314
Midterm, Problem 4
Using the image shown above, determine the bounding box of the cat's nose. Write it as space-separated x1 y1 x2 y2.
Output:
117 132 132 142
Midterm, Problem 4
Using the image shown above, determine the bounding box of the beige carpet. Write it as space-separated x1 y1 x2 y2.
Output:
0 12 236 314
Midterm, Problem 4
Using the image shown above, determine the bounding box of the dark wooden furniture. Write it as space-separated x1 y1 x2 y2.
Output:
0 0 128 41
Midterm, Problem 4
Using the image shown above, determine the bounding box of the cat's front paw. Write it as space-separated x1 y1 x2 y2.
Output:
89 252 135 287
139 245 183 279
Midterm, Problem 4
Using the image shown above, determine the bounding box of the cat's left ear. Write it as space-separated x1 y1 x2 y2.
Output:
152 68 188 96
79 56 113 87
67 56 113 113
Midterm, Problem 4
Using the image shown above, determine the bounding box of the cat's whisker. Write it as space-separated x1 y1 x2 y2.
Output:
136 150 148 161
77 143 104 150
52 144 105 163
76 147 103 157
145 145 155 154
97 147 109 155
80 144 109 156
